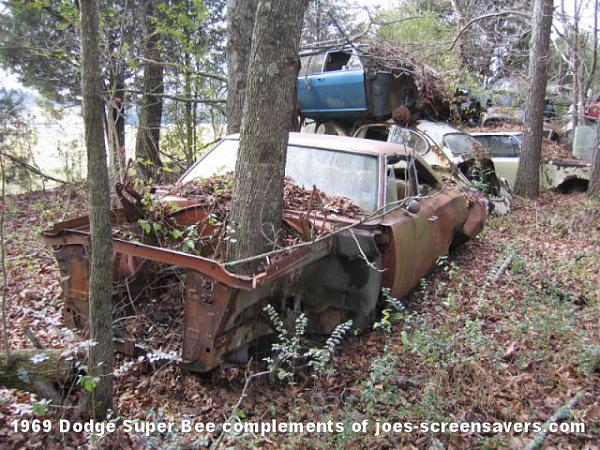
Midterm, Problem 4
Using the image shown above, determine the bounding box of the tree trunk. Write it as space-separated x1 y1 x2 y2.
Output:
184 52 194 166
513 0 553 198
583 0 599 98
135 0 164 180
225 0 309 275
107 28 126 180
105 74 126 181
226 0 258 134
588 121 600 198
79 0 115 420
572 0 580 129
111 71 126 177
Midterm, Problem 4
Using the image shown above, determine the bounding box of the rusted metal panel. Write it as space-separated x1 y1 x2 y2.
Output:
43 134 489 372
45 191 486 371
378 190 486 299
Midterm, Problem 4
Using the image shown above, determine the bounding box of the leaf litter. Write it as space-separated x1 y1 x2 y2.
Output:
0 186 599 448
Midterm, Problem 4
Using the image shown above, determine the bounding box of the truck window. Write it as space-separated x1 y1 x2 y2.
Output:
299 52 326 76
344 54 362 70
324 51 352 71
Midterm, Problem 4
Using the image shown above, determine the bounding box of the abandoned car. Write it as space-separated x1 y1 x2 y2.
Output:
298 45 418 121
471 131 591 191
350 119 513 214
43 133 488 372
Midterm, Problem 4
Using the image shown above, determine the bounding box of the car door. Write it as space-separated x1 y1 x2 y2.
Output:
298 52 327 115
298 50 367 119
474 135 519 187
381 156 458 297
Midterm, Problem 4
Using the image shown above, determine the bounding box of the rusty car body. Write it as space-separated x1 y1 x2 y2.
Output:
43 133 488 372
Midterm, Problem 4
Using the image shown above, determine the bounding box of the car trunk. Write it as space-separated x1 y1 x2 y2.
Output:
43 201 386 372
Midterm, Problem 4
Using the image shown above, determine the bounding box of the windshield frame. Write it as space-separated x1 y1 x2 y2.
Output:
178 137 384 212
442 132 480 157
178 137 238 183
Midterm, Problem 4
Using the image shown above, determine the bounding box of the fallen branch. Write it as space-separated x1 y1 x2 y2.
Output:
523 391 585 450
349 229 385 273
1 151 69 185
492 251 515 283
23 326 44 350
8 250 53 262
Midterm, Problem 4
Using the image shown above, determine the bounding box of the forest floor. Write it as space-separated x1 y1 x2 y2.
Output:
0 186 599 449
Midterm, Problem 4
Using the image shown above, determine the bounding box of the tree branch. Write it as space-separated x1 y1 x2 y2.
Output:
0 151 69 185
449 11 531 51
523 391 585 450
125 89 225 105
137 57 228 83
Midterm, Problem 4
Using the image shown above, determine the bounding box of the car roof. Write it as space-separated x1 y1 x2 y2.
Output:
223 132 413 157
470 131 523 137
299 43 365 56
414 120 464 144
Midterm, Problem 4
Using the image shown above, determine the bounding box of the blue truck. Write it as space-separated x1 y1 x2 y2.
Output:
297 45 418 121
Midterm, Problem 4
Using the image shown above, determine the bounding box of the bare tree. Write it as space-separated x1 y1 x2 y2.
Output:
79 0 114 419
226 0 258 134
225 0 309 274
448 0 531 78
513 0 553 198
553 0 598 129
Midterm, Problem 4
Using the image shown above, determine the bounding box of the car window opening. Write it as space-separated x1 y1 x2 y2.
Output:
386 156 438 204
364 126 390 142
324 51 352 71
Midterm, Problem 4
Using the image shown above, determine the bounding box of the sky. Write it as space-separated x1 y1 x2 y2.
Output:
555 0 597 31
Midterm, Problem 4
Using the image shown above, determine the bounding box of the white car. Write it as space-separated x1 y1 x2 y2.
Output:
471 131 591 191
353 119 513 214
